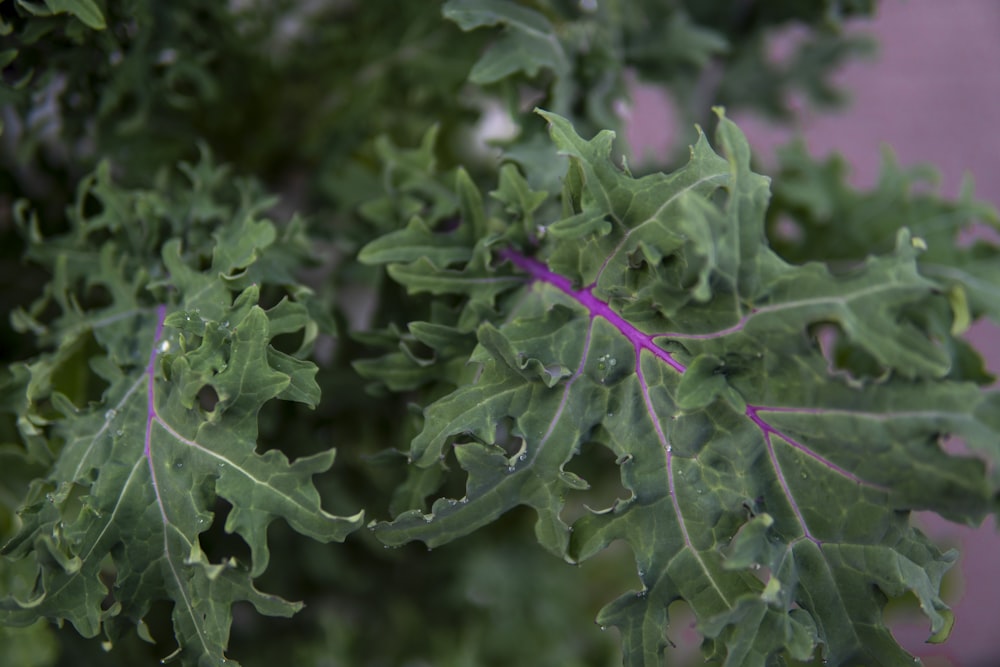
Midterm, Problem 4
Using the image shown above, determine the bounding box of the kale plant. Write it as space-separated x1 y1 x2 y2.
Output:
1 1 997 666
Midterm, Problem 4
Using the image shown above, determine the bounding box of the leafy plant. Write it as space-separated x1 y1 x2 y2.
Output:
1 1 997 666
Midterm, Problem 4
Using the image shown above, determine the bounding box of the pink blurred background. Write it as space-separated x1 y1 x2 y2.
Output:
625 2 1000 665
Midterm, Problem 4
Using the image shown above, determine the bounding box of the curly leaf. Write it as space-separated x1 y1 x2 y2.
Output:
364 110 999 666
1 156 362 666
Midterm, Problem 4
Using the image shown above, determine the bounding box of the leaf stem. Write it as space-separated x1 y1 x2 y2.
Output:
498 246 889 525
144 304 168 459
145 304 169 524
498 248 687 373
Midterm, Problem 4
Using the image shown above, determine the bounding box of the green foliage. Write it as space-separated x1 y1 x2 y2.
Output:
361 109 997 666
1 154 361 664
2 1 998 666
768 142 1000 325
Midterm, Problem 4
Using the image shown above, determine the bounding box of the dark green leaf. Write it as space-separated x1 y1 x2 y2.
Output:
365 110 999 667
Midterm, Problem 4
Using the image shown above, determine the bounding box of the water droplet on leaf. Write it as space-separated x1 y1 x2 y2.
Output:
159 340 171 353
104 409 117 421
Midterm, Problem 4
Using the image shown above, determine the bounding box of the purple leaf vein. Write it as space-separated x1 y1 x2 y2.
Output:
500 248 890 542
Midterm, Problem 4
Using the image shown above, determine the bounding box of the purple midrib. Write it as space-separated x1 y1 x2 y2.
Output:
499 247 889 543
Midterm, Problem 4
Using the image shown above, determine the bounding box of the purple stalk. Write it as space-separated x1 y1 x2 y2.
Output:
499 246 887 527
499 249 687 374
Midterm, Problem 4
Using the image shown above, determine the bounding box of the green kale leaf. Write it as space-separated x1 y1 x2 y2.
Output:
0 155 362 666
361 110 999 666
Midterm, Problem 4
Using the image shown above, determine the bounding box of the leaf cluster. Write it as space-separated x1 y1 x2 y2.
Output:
2 1 998 667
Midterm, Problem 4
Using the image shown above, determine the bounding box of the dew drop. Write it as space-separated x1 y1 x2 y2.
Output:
423 515 433 523
507 466 515 472
115 428 124 437
104 409 117 421
606 412 614 418
174 461 184 469
518 453 527 462
599 626 607 632
459 497 469 504
801 473 808 479
666 445 672 453
158 340 171 353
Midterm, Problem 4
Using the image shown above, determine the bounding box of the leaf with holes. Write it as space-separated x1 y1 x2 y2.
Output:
361 110 1000 666
0 156 362 666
